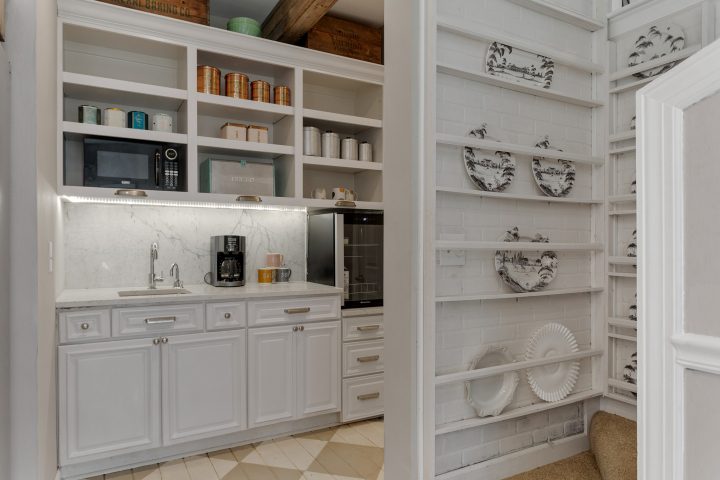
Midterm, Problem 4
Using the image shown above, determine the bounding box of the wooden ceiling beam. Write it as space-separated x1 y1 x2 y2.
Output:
262 0 338 43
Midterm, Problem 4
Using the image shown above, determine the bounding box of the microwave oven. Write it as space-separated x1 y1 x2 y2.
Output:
83 137 185 191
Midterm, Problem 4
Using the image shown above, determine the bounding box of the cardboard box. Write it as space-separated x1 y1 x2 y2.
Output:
304 15 383 65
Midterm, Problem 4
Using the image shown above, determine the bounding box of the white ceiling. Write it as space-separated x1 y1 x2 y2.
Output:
210 0 384 28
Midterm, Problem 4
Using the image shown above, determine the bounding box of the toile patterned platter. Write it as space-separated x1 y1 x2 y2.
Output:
526 323 581 402
628 24 686 79
629 295 637 321
465 345 519 418
463 124 516 192
630 174 637 194
626 230 637 257
623 351 637 398
532 136 576 198
486 42 554 89
495 227 558 293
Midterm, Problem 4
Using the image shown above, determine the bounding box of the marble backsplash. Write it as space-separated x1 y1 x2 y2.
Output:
62 203 307 289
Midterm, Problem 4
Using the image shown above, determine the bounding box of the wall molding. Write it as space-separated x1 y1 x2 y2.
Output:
672 334 720 375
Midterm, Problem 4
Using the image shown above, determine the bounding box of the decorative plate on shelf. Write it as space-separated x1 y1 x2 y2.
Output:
623 352 638 397
630 174 637 194
629 295 637 321
486 42 554 89
464 345 519 417
626 230 637 257
526 323 581 402
532 136 575 198
630 115 636 131
463 124 516 192
627 24 686 79
494 227 559 293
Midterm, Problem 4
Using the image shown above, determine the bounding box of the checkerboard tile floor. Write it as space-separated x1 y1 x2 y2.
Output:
87 419 384 480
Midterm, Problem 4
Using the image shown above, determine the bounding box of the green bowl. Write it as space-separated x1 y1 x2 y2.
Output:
227 17 262 37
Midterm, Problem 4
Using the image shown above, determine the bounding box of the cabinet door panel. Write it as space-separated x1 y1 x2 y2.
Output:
162 331 246 445
248 326 295 427
297 321 341 416
59 339 160 465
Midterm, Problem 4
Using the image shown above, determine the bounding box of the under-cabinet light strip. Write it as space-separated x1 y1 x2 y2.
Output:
60 195 307 213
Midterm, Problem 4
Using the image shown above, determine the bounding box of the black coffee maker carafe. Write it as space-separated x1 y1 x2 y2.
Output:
210 235 245 287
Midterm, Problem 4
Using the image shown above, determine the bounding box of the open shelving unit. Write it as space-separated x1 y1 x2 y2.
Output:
57 8 384 210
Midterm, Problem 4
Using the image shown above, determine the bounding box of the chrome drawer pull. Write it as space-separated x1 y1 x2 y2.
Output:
284 307 311 314
357 392 380 401
357 325 381 332
357 355 380 363
145 316 177 325
80 323 90 330
224 313 232 319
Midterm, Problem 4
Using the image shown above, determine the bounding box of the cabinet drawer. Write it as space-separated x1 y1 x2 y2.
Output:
342 315 384 342
342 374 384 422
59 309 111 344
112 304 204 338
343 339 384 377
248 295 340 327
206 302 247 330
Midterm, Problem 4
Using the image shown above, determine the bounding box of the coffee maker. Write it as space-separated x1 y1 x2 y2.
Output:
210 235 246 287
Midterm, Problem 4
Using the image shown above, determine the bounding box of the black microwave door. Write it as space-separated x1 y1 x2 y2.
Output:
83 138 160 189
307 213 337 287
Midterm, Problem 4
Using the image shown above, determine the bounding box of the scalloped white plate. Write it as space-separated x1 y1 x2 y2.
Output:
465 346 519 417
463 124 516 192
526 323 580 402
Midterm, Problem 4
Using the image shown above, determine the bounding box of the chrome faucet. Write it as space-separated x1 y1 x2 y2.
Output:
169 263 183 289
149 243 164 289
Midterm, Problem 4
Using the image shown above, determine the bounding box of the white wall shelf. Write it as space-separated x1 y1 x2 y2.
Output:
436 187 603 205
435 287 604 303
609 194 636 204
435 389 604 435
196 137 294 158
436 241 603 251
609 272 637 279
303 108 382 131
608 317 637 329
608 256 636 265
609 45 701 82
507 0 605 31
609 146 636 155
609 130 636 143
604 392 637 406
196 93 294 123
62 121 187 144
303 156 382 174
609 209 636 216
435 349 603 386
437 64 604 108
607 378 637 394
609 332 637 343
609 77 652 94
303 198 384 210
437 133 604 165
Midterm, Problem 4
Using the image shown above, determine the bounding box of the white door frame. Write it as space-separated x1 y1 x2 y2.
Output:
637 37 720 480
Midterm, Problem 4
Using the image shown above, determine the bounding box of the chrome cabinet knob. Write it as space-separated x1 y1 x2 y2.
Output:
161 337 169 344
153 338 160 345
224 313 231 319
292 326 298 332
80 323 90 331
300 325 305 331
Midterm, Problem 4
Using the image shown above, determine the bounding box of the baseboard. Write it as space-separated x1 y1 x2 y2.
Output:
600 396 637 421
435 433 590 480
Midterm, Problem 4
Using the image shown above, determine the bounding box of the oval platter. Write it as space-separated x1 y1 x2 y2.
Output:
464 345 519 417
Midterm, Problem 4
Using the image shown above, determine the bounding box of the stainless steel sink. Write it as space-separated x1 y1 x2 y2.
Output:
118 288 192 297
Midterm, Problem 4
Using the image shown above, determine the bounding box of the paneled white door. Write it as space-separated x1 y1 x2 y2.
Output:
297 321 341 417
248 325 296 428
59 338 160 464
162 331 246 445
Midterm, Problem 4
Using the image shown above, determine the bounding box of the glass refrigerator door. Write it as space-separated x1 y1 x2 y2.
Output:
343 212 383 308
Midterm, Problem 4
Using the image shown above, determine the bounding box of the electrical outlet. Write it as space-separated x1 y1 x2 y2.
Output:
439 249 465 266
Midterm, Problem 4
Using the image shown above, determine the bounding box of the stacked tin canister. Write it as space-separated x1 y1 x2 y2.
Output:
197 66 291 106
303 126 373 162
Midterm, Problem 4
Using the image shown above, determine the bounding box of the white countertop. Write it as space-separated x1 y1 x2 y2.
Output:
56 282 343 309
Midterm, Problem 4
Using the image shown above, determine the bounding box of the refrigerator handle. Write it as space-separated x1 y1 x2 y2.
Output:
335 213 345 306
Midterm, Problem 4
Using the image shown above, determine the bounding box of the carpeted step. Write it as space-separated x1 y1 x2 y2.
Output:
504 451 602 480
590 411 637 480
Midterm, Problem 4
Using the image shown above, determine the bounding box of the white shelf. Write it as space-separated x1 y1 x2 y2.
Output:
609 317 637 329
604 392 637 406
437 64 603 109
435 187 602 205
303 108 382 133
609 77 653 94
610 45 702 82
609 209 636 216
609 332 637 343
436 133 604 165
609 146 636 155
609 256 636 265
436 240 603 251
435 389 604 435
609 272 637 279
435 17 604 73
303 156 383 173
506 0 605 31
609 194 636 204
608 378 638 394
435 287 603 303
196 136 294 158
609 130 636 143
63 72 187 111
435 349 603 386
196 93 294 123
303 198 384 210
62 121 188 144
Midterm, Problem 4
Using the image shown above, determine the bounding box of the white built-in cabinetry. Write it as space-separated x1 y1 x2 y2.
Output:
57 0 384 210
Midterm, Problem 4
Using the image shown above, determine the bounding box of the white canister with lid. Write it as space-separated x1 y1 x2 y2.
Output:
321 131 340 159
303 126 321 156
359 141 373 162
103 108 126 128
152 113 174 133
341 137 359 161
